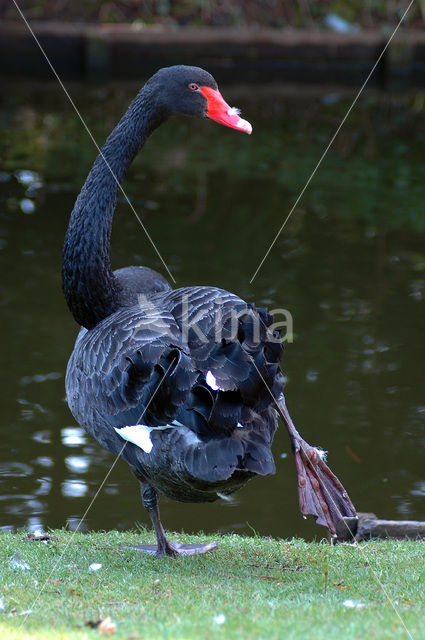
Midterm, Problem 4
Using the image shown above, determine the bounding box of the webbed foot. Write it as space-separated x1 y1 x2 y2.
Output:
277 395 357 536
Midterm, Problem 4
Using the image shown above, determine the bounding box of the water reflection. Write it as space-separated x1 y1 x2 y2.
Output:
61 480 88 498
0 462 33 477
61 427 86 447
67 517 86 532
35 477 52 496
0 81 424 538
65 456 90 473
33 456 54 468
32 431 52 444
20 372 61 385
27 517 44 533
15 170 40 186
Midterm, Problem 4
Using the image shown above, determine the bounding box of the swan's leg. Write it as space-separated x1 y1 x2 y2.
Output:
124 482 217 557
141 484 177 557
277 395 357 536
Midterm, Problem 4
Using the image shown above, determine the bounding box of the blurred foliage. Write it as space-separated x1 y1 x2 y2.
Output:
2 0 425 28
1 84 425 232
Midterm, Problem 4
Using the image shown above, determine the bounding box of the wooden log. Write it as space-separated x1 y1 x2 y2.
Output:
335 512 425 542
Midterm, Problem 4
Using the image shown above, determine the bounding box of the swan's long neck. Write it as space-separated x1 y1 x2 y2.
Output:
62 87 165 329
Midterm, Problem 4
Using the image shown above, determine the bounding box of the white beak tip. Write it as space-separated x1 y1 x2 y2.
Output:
238 118 252 135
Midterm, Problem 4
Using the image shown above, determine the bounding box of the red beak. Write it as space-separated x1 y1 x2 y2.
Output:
200 87 252 135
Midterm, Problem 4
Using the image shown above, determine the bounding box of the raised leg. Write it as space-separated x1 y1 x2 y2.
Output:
123 481 217 557
277 395 357 537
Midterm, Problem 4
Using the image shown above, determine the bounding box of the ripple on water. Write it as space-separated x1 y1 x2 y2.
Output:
20 371 62 385
14 169 41 185
4 498 45 516
61 479 88 498
20 198 35 214
61 427 86 447
27 517 44 533
0 462 33 477
35 477 52 496
32 456 54 468
32 430 51 444
65 456 90 473
410 481 425 498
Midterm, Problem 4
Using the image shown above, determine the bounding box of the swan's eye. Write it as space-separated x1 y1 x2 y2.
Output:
189 83 199 92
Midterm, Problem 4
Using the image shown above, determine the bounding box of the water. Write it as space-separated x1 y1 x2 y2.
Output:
1 80 424 540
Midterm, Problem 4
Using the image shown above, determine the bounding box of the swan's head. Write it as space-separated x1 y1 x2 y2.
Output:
149 65 252 135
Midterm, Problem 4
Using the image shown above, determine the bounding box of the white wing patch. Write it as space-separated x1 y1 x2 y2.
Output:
206 370 221 391
114 425 155 453
114 422 200 453
114 424 175 454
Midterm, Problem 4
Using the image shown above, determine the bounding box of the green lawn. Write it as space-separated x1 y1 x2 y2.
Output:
0 531 423 639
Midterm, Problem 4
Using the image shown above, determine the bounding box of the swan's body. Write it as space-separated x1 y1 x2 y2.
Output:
67 281 282 504
63 66 356 556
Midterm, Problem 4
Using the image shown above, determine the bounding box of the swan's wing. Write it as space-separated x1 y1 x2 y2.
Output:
67 304 191 428
164 286 283 401
94 287 285 439
66 290 283 482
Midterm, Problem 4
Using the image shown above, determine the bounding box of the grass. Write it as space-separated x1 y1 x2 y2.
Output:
0 530 424 639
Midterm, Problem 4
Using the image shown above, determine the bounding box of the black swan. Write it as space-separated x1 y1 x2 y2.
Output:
63 65 356 556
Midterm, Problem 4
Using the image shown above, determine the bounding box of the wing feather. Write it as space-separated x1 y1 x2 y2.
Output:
66 286 283 486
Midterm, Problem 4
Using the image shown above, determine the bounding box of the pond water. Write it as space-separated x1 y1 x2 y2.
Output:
1 79 424 540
